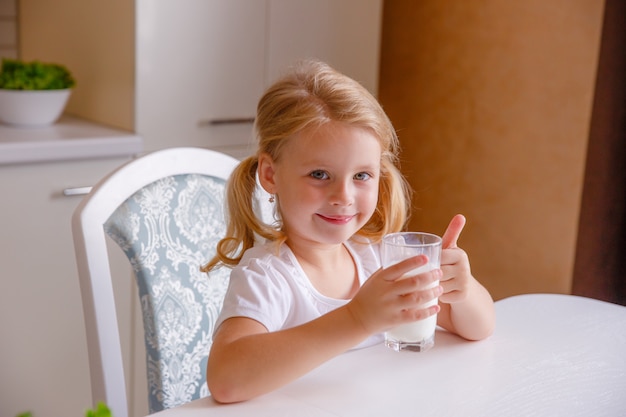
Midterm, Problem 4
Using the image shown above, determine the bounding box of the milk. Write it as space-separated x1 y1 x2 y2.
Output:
381 231 442 352
385 263 439 347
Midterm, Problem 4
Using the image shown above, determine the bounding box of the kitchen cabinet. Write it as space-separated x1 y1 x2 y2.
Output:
0 119 142 417
0 158 136 417
136 0 383 157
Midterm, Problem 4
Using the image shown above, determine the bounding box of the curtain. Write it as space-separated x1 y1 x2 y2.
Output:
572 0 626 305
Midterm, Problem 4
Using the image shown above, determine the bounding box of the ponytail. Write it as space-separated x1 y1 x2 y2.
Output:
201 156 281 272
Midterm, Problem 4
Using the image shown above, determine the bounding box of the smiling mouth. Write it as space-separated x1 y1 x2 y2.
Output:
316 214 356 224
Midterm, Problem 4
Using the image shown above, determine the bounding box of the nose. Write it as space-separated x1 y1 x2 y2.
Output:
329 179 354 206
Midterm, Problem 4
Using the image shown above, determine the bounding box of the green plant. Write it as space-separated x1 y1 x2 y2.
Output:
0 58 76 90
85 402 112 417
14 402 112 417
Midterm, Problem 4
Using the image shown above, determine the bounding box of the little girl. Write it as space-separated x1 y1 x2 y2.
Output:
202 59 495 403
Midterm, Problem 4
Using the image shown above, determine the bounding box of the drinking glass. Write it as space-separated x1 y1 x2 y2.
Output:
381 232 442 352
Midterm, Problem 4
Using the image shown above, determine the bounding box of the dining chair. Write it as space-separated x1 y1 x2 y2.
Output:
72 147 240 417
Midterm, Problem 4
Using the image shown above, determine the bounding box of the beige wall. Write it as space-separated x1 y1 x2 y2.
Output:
18 0 134 130
379 0 605 300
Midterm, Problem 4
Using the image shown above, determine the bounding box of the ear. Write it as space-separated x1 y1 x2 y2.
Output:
257 152 277 194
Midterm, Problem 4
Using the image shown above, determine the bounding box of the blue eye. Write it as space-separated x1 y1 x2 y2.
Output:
309 170 329 180
354 172 371 181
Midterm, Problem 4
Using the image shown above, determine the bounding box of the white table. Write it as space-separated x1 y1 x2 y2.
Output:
146 294 626 416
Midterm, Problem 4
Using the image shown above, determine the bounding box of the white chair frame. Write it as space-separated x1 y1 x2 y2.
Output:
72 147 239 417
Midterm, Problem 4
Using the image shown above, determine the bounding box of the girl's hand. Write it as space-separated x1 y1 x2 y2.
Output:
439 214 474 304
345 255 442 335
437 214 495 341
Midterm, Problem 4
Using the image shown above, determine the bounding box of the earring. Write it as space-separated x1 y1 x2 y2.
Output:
268 194 275 203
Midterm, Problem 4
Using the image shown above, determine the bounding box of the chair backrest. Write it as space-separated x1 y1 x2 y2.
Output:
72 147 240 417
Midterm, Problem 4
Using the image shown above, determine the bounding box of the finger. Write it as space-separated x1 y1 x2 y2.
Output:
438 263 454 282
381 254 428 281
398 285 443 310
441 214 466 249
439 288 468 304
394 268 441 293
439 273 458 292
403 303 441 322
440 246 467 271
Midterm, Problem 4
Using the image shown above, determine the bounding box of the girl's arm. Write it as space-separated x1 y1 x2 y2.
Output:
437 273 495 341
436 214 496 340
207 255 442 403
207 309 367 403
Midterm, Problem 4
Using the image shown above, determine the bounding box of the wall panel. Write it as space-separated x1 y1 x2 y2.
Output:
379 0 605 299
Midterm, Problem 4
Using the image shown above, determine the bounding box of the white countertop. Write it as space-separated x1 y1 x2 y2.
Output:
0 115 143 165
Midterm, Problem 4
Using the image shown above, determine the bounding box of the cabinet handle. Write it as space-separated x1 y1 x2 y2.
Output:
197 117 255 126
63 186 93 196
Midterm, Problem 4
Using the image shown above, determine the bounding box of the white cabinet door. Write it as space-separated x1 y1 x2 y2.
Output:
135 0 266 156
135 0 383 158
267 0 383 94
0 157 134 417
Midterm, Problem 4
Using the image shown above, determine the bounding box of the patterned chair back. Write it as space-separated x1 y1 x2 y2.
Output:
72 148 240 417
104 173 230 413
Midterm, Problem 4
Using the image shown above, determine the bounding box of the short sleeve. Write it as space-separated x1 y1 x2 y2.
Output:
214 256 293 334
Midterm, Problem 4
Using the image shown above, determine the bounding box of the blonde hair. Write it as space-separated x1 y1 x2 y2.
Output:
201 60 411 272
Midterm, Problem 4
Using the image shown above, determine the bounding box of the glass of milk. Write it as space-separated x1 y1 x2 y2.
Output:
381 232 442 352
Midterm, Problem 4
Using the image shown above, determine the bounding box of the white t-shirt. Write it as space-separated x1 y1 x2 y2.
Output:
215 239 385 349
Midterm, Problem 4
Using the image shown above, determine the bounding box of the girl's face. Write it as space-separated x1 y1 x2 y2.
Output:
260 121 381 249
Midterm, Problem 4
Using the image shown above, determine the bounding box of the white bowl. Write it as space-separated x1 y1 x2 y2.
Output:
0 88 72 127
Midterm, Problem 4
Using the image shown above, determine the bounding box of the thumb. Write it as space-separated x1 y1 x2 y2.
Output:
441 214 466 249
